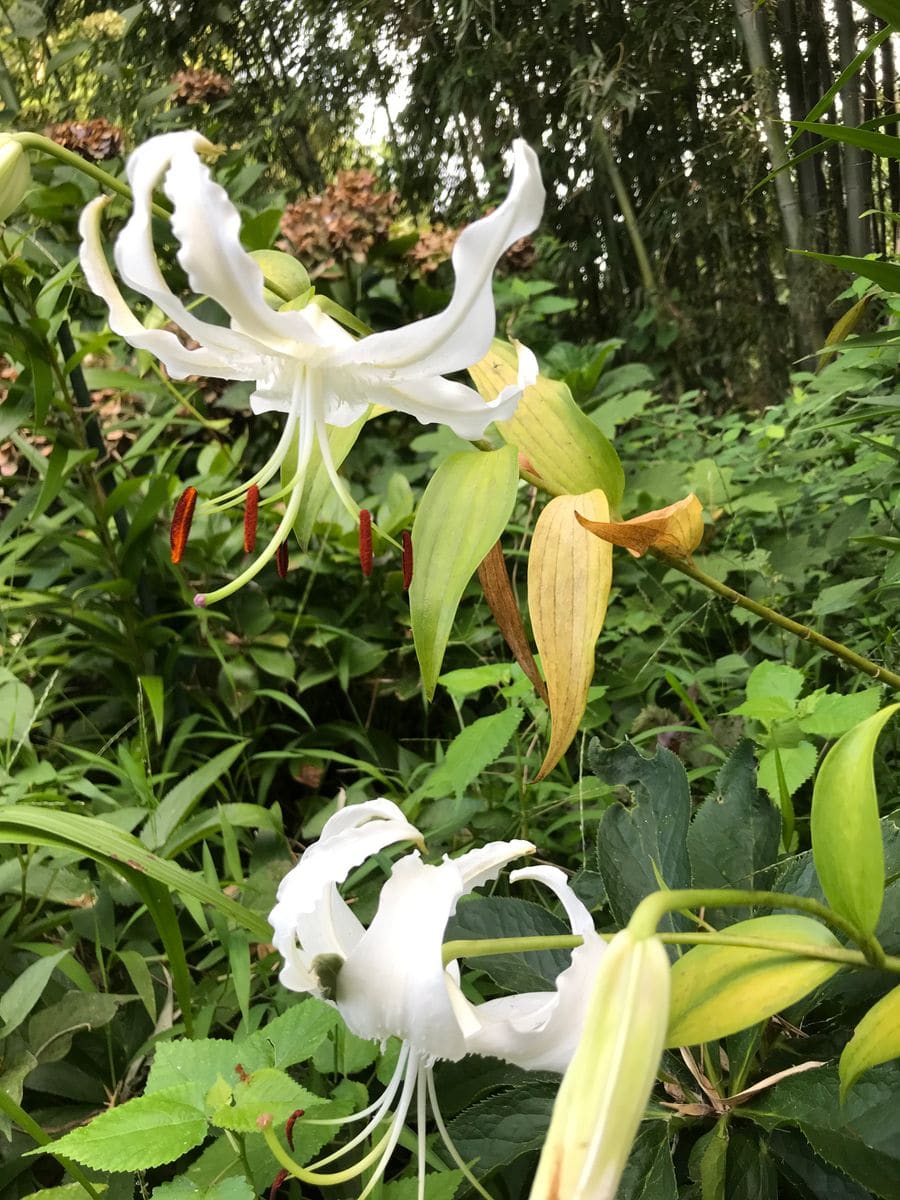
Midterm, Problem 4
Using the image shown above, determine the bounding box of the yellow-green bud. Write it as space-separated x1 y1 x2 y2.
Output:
529 928 670 1200
250 249 312 308
0 136 30 223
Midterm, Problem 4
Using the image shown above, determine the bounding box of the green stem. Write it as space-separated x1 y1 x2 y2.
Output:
0 1088 102 1198
658 552 900 691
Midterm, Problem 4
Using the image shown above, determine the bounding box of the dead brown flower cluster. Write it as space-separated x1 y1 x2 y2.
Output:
171 68 233 106
44 117 124 162
279 170 400 274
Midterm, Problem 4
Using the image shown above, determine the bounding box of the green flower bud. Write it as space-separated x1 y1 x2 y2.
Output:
0 136 30 223
250 249 312 307
529 928 670 1200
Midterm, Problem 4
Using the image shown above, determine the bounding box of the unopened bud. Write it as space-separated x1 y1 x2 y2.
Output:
0 136 30 223
529 928 670 1200
251 249 312 308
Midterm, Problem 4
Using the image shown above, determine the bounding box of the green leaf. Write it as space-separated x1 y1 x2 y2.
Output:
141 741 249 851
410 446 519 699
591 741 692 934
27 993 120 1062
616 1123 678 1200
811 704 900 935
446 1076 558 1174
412 706 524 800
444 896 570 992
767 1129 872 1200
152 1179 255 1200
811 578 875 618
211 1067 316 1133
139 675 165 742
285 412 369 548
798 689 882 737
757 741 817 802
0 667 35 741
666 915 842 1046
697 1121 728 1200
794 250 900 295
725 1130 778 1200
856 0 900 21
0 949 69 1038
45 1086 208 1171
242 998 340 1068
745 661 805 708
146 1040 269 1104
687 741 781 925
790 119 900 160
840 984 900 1100
382 1172 463 1199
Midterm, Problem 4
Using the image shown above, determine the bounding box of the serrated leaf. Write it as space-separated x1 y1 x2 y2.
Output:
211 1068 316 1132
445 896 569 992
446 1077 558 1174
146 1039 268 1103
687 741 781 925
45 1086 208 1170
616 1123 677 1200
468 339 624 504
811 704 900 936
529 490 613 778
412 706 524 800
666 915 842 1047
410 446 519 699
757 741 817 802
152 1179 255 1200
745 661 805 708
241 998 339 1069
382 1170 464 1199
591 741 691 935
798 689 882 737
840 984 900 1100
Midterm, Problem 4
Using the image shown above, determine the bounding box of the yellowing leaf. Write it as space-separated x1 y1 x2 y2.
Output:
528 490 612 779
840 983 900 1100
468 339 624 505
666 915 842 1047
576 493 703 559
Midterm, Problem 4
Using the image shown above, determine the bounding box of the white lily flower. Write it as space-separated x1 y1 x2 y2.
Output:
268 799 607 1199
79 132 544 607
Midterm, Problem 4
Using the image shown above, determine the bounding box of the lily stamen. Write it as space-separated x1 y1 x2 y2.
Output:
401 530 413 590
243 484 260 553
275 541 290 579
170 485 198 563
359 509 373 577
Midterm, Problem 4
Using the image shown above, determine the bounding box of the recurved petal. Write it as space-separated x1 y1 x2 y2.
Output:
268 799 422 992
337 373 519 440
79 198 256 382
112 132 270 369
334 140 544 380
466 864 607 1072
337 840 533 1060
162 138 334 352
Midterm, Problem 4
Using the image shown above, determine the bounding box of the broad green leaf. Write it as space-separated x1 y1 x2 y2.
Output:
412 706 524 800
745 661 804 710
725 1130 778 1200
45 1086 208 1170
758 741 817 802
794 250 900 296
20 1188 108 1200
592 741 692 935
382 1171 463 1200
152 1179 255 1200
798 689 882 737
446 1076 558 1174
0 949 69 1038
666 915 842 1047
468 339 624 505
141 740 249 850
840 984 900 1100
147 1039 269 1103
696 1121 728 1200
410 446 519 699
0 667 34 741
855 0 900 21
241 998 339 1068
445 896 570 992
211 1067 316 1132
528 490 613 778
616 1124 677 1200
687 741 781 926
811 704 900 935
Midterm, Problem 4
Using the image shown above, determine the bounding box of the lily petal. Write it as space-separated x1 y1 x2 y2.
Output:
337 840 533 1060
337 373 520 440
269 799 421 993
334 139 544 380
79 198 257 382
466 865 608 1072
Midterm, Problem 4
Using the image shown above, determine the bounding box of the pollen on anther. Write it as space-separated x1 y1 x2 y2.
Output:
243 484 260 553
170 485 198 564
359 508 373 577
275 541 290 579
401 530 413 590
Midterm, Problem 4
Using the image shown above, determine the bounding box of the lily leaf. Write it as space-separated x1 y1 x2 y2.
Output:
528 490 613 778
576 492 703 559
840 983 900 1100
468 339 624 505
410 446 520 699
810 703 900 936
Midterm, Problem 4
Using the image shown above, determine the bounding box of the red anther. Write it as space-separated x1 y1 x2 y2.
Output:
285 1108 304 1150
276 541 290 579
243 484 260 553
401 530 413 590
268 1169 289 1200
170 486 198 564
359 508 373 577
235 1062 250 1082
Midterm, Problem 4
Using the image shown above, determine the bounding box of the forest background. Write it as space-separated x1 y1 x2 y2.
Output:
1 0 900 1198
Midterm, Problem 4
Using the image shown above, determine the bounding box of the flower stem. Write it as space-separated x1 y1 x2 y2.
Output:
657 551 900 691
